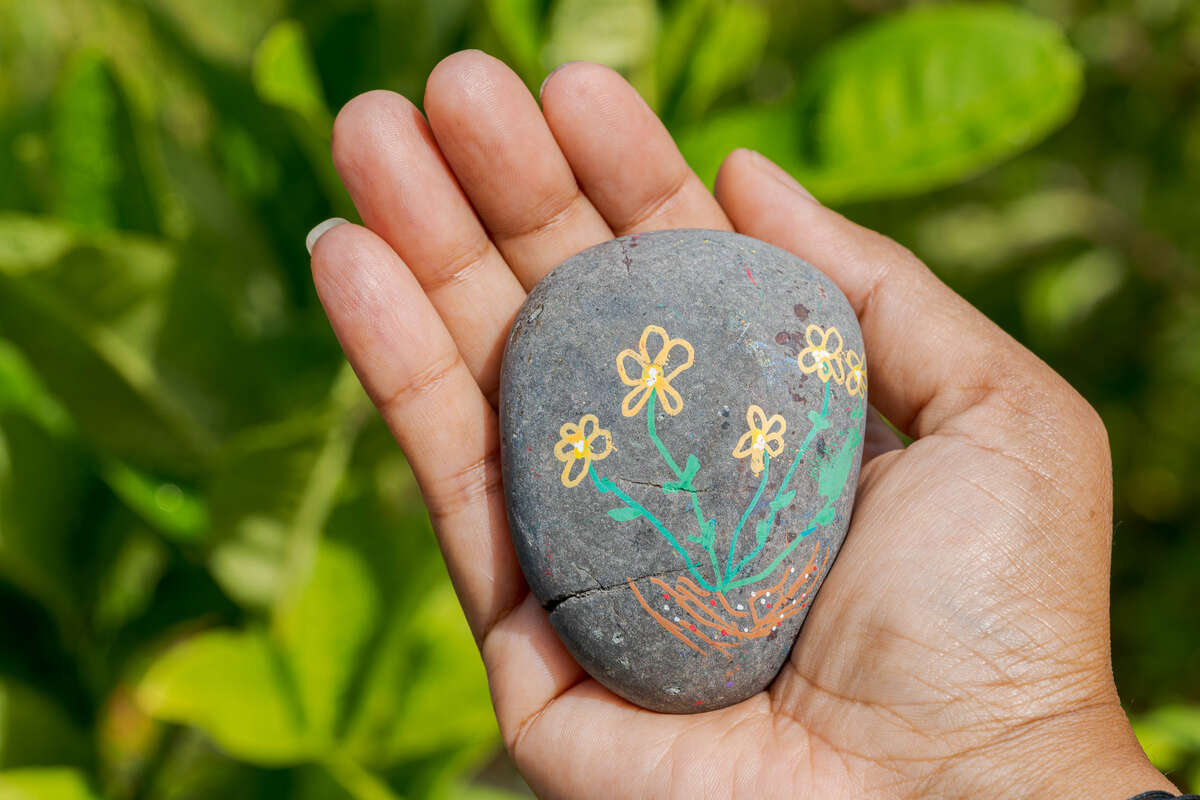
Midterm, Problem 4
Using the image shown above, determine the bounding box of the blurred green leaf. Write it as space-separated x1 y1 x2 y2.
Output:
483 0 544 85
0 215 217 473
0 681 89 770
542 0 659 94
208 367 369 608
253 21 330 128
0 412 96 623
683 3 1084 201
139 540 380 770
0 339 69 434
1022 247 1125 339
0 768 100 800
675 1 769 120
137 629 313 765
273 540 378 743
50 52 120 230
656 0 712 108
100 461 206 543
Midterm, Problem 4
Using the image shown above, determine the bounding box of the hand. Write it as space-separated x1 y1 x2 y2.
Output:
309 51 1175 799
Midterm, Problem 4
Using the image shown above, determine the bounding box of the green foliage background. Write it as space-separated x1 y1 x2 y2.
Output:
0 0 1197 796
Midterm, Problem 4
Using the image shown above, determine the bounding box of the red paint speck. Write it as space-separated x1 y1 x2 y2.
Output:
720 630 726 636
689 624 697 631
663 593 669 599
745 268 756 285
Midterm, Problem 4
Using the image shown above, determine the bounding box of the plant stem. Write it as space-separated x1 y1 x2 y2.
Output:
725 523 818 590
590 464 716 591
645 391 720 584
723 452 770 586
727 380 832 584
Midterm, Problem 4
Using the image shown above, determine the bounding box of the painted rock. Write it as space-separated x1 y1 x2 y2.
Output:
499 229 866 713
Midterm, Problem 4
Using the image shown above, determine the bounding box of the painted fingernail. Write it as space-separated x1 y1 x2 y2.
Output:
305 217 348 254
743 149 817 203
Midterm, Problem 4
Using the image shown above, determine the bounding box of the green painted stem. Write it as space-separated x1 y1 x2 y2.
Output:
726 380 832 585
645 391 720 584
723 452 770 586
724 523 818 590
589 464 716 591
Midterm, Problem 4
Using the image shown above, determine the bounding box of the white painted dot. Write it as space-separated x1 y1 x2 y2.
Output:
673 617 680 622
663 605 669 611
765 592 771 597
736 604 744 610
760 598 766 604
790 567 795 573
742 628 748 632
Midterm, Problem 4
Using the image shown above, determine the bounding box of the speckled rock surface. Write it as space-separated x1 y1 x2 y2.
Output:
499 229 867 713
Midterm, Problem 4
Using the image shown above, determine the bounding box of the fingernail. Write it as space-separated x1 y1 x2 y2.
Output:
306 218 348 254
539 61 581 99
743 149 817 203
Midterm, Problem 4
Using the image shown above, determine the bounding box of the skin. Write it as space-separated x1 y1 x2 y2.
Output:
309 51 1179 799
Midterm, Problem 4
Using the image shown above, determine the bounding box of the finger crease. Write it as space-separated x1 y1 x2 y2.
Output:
425 442 505 523
614 168 692 235
423 236 497 295
377 348 465 415
495 187 589 244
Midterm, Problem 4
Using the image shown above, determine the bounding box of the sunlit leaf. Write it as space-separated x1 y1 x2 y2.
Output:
273 540 378 742
542 0 659 86
682 3 1084 201
137 629 313 765
675 1 769 120
253 21 330 127
0 768 100 800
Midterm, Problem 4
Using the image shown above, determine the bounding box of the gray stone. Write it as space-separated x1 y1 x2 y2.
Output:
499 229 866 713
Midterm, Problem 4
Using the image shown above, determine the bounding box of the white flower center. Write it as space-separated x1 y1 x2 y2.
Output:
644 365 659 387
573 439 587 458
752 431 766 451
814 348 829 362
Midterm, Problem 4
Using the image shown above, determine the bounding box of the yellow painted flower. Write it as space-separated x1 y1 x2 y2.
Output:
844 349 867 397
554 414 613 488
616 324 695 417
797 324 845 385
732 405 786 476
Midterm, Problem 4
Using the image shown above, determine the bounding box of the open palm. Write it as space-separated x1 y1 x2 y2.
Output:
310 52 1172 799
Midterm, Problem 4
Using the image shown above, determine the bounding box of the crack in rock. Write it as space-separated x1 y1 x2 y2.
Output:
543 566 693 613
614 476 715 492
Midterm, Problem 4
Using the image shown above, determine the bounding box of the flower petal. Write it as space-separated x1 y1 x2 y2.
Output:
586 429 613 461
804 324 825 348
764 433 785 458
561 456 588 488
750 449 764 476
746 404 766 432
732 430 755 459
621 385 651 417
657 382 685 415
764 412 785 438
616 348 648 387
659 337 695 383
554 438 576 462
639 325 670 364
824 326 844 357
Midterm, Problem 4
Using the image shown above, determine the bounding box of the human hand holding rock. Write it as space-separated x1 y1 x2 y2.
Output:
309 51 1176 799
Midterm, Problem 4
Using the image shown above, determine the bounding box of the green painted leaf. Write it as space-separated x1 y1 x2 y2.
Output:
682 4 1083 202
607 506 641 521
676 1 769 120
0 768 100 800
136 629 313 765
272 540 378 742
768 490 796 513
754 518 770 545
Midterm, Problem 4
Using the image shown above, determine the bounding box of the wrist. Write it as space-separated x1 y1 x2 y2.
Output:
931 698 1177 799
